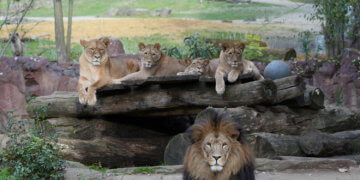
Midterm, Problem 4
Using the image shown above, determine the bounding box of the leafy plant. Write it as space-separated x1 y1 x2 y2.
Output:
336 86 344 105
183 32 219 59
0 100 65 179
299 30 312 62
243 34 268 61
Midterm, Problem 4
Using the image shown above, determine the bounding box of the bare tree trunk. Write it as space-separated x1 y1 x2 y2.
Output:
65 0 73 61
53 0 66 62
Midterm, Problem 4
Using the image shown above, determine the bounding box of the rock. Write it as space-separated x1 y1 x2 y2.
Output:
103 8 119 17
99 36 125 56
117 6 132 16
152 8 172 17
256 156 357 171
129 8 149 16
0 134 10 153
164 133 191 165
261 48 297 61
253 133 304 158
0 56 79 129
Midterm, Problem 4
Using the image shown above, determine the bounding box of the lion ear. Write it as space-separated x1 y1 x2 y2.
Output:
228 126 240 140
184 58 193 66
221 43 230 52
138 42 146 51
236 43 246 51
203 59 210 66
80 39 88 48
102 37 111 48
154 43 161 50
188 125 203 143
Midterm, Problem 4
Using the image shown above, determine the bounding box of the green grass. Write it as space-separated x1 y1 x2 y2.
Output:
0 39 83 62
132 167 156 174
1 0 294 21
88 163 109 173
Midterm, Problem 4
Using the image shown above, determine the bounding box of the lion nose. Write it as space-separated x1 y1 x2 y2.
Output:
94 55 100 59
213 156 221 161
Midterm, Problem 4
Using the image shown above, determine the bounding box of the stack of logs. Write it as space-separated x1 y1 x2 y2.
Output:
27 74 333 167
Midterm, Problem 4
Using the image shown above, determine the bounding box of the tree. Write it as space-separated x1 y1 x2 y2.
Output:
310 0 360 58
53 0 74 62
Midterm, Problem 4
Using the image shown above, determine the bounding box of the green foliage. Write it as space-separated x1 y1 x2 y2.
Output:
162 32 219 59
132 167 156 174
299 30 312 61
336 85 344 105
0 101 65 179
309 0 359 58
242 34 268 61
88 162 109 173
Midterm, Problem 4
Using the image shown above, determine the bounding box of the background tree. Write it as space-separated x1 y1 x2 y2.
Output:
310 0 360 58
53 0 73 62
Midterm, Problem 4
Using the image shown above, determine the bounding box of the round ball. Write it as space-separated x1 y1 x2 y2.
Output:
264 60 292 80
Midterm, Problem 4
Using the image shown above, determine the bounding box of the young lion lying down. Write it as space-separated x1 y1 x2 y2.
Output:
215 42 264 95
177 58 219 77
113 42 191 84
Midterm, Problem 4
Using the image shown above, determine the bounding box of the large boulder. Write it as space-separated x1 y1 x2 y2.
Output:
152 8 172 17
100 36 125 56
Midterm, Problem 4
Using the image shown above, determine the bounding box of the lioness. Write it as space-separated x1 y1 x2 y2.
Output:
78 38 139 106
177 58 219 77
113 42 191 83
215 43 264 95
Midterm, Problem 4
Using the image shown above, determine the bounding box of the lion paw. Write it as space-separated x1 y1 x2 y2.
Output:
112 79 123 84
78 92 87 104
87 92 97 106
227 75 237 83
216 86 225 95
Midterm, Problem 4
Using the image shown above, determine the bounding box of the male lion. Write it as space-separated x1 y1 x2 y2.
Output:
177 58 219 77
78 38 139 106
113 42 191 84
215 43 264 95
183 111 255 180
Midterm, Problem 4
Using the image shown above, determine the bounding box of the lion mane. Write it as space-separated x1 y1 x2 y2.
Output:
183 110 255 180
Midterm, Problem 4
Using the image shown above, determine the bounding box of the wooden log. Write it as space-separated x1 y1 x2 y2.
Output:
27 76 304 118
261 48 297 60
283 85 325 109
253 133 305 158
299 129 360 157
273 75 305 104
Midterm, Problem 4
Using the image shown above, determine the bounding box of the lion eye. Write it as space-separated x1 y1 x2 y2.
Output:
222 143 227 147
229 52 232 55
152 53 156 56
144 52 148 55
90 48 94 51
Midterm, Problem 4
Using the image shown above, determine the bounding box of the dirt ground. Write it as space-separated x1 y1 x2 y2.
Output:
0 17 320 43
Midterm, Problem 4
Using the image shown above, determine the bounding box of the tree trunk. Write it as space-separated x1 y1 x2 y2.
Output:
65 0 73 61
53 0 66 62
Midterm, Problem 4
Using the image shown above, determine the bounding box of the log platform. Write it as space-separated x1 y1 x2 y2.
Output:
27 74 308 118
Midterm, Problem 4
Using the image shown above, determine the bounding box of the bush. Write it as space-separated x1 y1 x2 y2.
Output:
162 32 219 60
0 102 65 179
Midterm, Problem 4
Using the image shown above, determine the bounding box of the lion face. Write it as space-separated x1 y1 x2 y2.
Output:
138 42 162 68
80 38 110 66
202 132 231 172
221 43 245 68
184 58 209 75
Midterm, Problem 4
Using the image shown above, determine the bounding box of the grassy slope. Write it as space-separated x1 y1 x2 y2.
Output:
20 0 292 20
